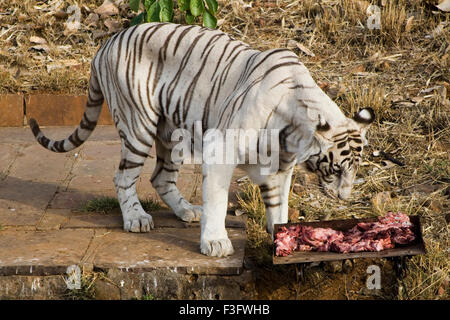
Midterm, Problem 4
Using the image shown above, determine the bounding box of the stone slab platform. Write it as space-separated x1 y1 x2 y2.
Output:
0 126 250 299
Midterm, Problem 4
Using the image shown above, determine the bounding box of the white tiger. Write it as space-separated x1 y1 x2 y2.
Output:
29 23 374 257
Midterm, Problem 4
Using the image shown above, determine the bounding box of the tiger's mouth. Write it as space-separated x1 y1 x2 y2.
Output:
320 176 353 201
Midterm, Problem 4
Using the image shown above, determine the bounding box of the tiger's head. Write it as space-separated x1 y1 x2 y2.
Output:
305 108 375 200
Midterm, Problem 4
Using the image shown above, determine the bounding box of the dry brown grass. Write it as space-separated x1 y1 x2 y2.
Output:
0 0 448 300
224 0 449 300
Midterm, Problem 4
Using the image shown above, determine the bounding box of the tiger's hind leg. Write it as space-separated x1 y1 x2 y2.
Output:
151 140 202 222
115 134 154 232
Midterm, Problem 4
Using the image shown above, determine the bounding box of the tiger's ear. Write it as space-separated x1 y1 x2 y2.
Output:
353 107 375 146
311 114 333 153
353 107 375 128
310 131 333 155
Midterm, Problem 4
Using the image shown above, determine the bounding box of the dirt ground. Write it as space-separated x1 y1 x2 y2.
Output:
0 0 448 300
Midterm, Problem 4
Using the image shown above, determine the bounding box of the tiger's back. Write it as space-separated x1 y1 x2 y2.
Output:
95 23 335 134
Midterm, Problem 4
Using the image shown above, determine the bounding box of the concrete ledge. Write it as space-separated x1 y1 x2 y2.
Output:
0 269 255 300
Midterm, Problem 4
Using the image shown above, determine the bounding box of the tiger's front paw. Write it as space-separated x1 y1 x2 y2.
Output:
123 211 154 232
175 205 202 223
200 238 234 257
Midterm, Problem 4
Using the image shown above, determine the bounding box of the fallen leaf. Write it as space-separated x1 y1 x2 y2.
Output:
408 183 442 195
53 10 68 19
30 45 50 53
292 183 305 195
371 191 392 212
18 13 29 22
425 22 448 39
13 67 20 79
368 51 381 61
318 81 329 90
309 200 320 208
63 5 81 36
236 175 249 184
104 18 121 33
296 43 315 57
419 85 445 95
351 65 366 74
436 0 450 12
29 36 47 44
46 59 82 73
390 95 404 103
380 160 396 169
85 13 99 27
411 96 424 105
92 30 108 40
287 39 297 50
429 200 443 213
234 209 245 216
288 208 299 222
354 71 377 77
64 21 81 36
405 16 414 32
355 0 369 12
94 0 119 18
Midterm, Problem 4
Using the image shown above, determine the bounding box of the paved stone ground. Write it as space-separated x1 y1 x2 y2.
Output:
0 126 252 299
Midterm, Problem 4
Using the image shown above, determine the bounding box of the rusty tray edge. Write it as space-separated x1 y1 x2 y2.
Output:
273 215 427 265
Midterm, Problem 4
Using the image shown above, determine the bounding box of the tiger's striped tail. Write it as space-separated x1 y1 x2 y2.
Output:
29 72 104 153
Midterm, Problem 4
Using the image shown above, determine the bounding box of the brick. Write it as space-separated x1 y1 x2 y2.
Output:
25 94 113 126
0 94 23 126
94 279 121 300
0 275 67 299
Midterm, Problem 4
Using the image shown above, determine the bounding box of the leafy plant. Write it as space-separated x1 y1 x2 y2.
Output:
129 0 218 28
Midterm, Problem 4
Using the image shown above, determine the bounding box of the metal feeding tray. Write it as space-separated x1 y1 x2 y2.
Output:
273 215 426 265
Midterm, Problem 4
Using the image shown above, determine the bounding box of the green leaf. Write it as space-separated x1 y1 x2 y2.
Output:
185 11 195 24
159 0 173 22
204 0 218 15
144 0 156 12
147 0 160 22
203 9 217 29
130 0 141 12
177 0 190 11
159 0 173 10
130 12 145 25
190 0 204 17
160 8 173 22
